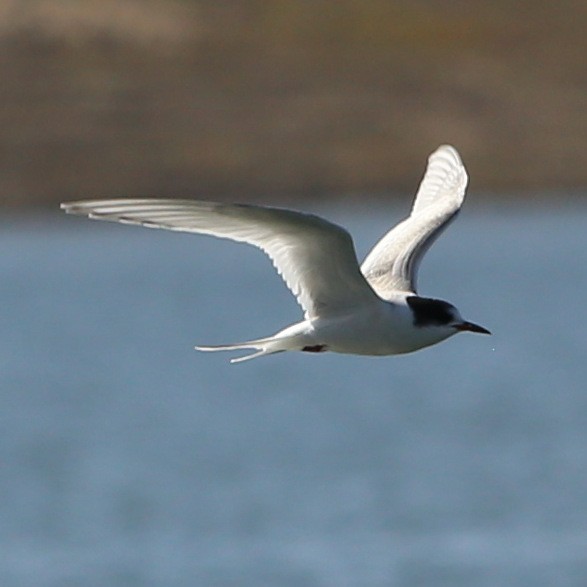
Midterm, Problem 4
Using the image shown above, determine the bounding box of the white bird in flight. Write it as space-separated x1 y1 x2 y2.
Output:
62 145 490 363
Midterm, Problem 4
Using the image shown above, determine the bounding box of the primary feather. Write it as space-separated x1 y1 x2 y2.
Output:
361 145 468 297
61 199 379 319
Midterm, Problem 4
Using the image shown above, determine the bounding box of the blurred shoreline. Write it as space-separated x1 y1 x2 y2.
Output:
3 0 587 209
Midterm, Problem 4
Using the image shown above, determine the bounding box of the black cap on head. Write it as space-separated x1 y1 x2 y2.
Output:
407 296 455 327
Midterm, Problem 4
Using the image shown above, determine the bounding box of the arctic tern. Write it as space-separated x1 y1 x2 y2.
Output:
62 145 490 363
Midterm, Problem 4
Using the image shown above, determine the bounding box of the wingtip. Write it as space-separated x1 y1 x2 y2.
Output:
60 201 88 215
432 144 462 163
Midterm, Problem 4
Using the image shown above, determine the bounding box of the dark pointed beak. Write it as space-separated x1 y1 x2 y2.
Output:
454 321 491 335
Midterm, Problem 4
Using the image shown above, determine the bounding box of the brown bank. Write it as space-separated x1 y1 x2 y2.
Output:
2 0 587 208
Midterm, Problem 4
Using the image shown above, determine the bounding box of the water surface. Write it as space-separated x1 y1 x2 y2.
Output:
2 203 587 586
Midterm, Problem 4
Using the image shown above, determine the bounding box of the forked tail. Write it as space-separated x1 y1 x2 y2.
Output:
195 336 287 364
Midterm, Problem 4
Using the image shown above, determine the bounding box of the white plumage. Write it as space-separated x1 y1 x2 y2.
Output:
62 145 489 363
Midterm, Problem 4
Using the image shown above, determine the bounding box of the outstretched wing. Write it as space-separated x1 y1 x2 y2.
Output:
61 199 379 319
360 145 468 297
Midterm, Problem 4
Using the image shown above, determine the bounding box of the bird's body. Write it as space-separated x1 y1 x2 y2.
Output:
215 294 460 362
62 145 490 363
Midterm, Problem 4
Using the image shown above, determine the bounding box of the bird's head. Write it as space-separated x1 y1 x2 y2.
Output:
406 296 491 336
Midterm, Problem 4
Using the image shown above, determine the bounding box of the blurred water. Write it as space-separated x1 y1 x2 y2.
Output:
2 202 587 587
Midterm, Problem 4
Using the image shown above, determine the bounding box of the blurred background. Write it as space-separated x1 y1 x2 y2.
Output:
3 1 587 586
3 0 587 207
